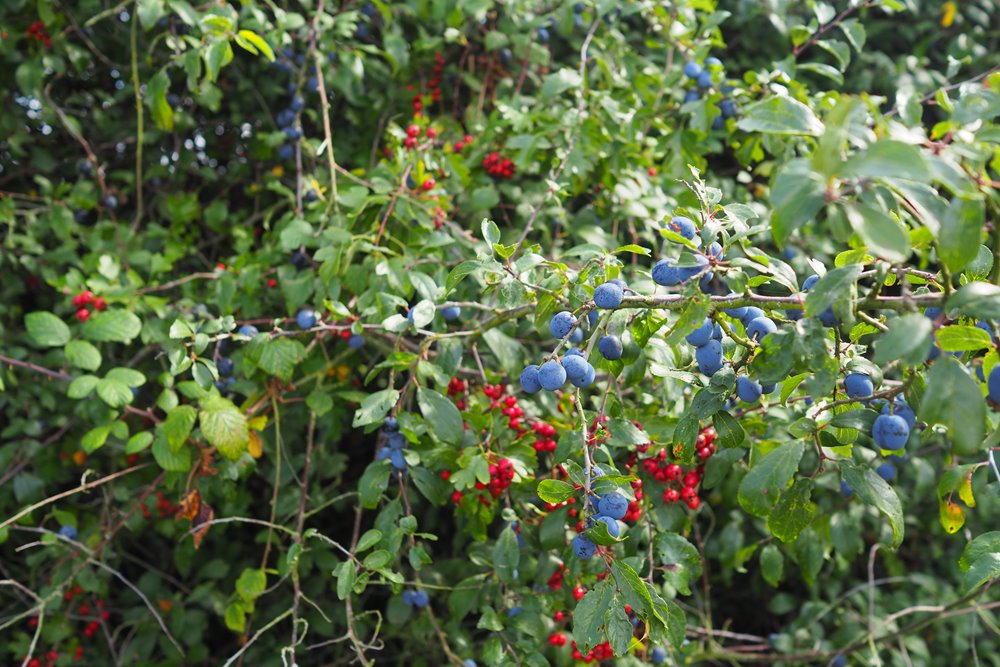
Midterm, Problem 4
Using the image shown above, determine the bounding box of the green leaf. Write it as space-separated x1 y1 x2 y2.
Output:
83 310 143 343
67 375 99 399
236 568 266 600
96 378 133 407
541 68 582 100
26 311 71 347
844 204 911 264
362 549 391 570
872 314 933 365
125 431 154 454
359 462 391 509
417 387 464 445
352 389 399 428
162 405 197 451
841 140 930 182
736 96 824 136
654 533 702 596
146 69 174 131
804 265 861 317
82 424 113 454
137 0 166 29
842 465 905 549
712 411 745 448
947 282 1000 321
64 340 102 371
767 478 818 542
770 163 827 245
938 196 984 273
920 357 985 456
236 30 275 62
355 529 383 553
537 479 574 504
605 604 632 656
612 561 665 630
493 527 520 584
204 39 234 82
607 419 649 447
573 581 615 653
737 441 805 518
256 338 305 382
198 395 249 460
760 544 784 587
152 434 192 471
937 325 993 352
224 603 246 633
962 553 1000 593
960 532 1000 571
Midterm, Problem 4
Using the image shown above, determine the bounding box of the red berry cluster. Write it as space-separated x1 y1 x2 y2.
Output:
403 123 439 150
453 134 473 152
531 421 557 453
572 639 614 662
547 562 567 590
26 21 52 48
142 491 177 520
70 290 107 322
483 384 527 432
447 376 465 405
548 631 567 647
474 457 515 499
429 51 446 106
639 426 717 510
482 152 516 179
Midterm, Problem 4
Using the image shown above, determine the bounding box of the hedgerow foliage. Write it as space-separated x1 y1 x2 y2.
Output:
2 1 1000 665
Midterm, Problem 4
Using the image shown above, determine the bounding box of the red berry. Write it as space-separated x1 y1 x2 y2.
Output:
686 496 701 510
75 308 90 322
463 134 473 144
680 486 697 501
648 167 657 176
440 470 451 481
624 604 633 614
425 127 437 138
404 136 417 149
664 463 682 480
572 585 586 601
422 178 435 191
406 124 420 137
553 610 565 622
451 490 463 503
64 590 73 600
267 278 278 288
663 488 679 504
93 297 107 311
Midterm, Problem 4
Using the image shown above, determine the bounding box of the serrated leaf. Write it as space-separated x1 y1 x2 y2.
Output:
83 311 142 343
654 533 702 596
938 196 984 273
804 265 861 317
963 553 1000 593
537 479 574 504
844 204 911 263
872 313 933 365
352 389 399 428
573 579 615 652
712 411 745 448
152 435 192 471
82 424 113 454
163 405 197 451
256 337 305 382
937 325 993 352
236 568 266 600
760 544 784 586
236 30 274 61
199 395 249 460
947 282 1000 320
96 378 133 407
920 357 985 456
736 96 824 136
493 527 520 584
68 375 99 399
767 478 817 542
359 462 392 509
737 441 805 518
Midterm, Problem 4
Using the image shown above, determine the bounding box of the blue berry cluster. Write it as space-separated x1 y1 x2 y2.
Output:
375 416 408 473
682 57 739 129
401 588 428 608
571 467 628 559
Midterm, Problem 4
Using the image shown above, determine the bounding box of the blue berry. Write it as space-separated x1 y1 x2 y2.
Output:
217 357 234 377
697 71 713 89
569 327 584 344
924 307 942 320
695 339 724 376
562 355 590 383
762 383 777 394
376 446 390 461
667 216 697 240
876 463 896 482
237 324 259 338
652 647 667 664
441 305 461 321
412 590 429 607
685 318 715 347
573 534 597 559
840 480 853 497
652 259 682 286
538 360 567 390
276 109 296 128
740 307 765 324
58 525 77 540
569 363 596 388
389 448 407 470
736 376 762 403
587 310 599 327
291 249 310 270
463 661 478 667
706 241 724 261
402 590 415 605
386 432 406 450
289 95 305 111
683 61 702 78
520 365 542 394
348 334 365 349
844 373 873 399
103 195 118 210
296 308 318 329
598 335 623 360
872 414 910 450
881 397 916 430
818 307 839 328
565 347 584 357
746 317 777 342
384 416 399 431
593 282 624 309
537 27 550 43
802 274 820 291
550 311 577 339
989 366 1000 403
719 99 737 118
683 89 701 103
278 143 294 160
705 56 723 67
594 515 620 538
598 492 628 520
507 606 523 617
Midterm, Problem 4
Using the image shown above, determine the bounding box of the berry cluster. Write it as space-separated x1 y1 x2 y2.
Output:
141 491 178 520
483 383 527 433
402 588 429 608
426 50 446 107
546 562 567 590
637 427 717 511
474 457 515 499
70 290 107 322
571 466 628 560
482 152 516 179
26 21 52 48
531 420 558 454
572 639 614 663
375 416 408 473
404 123 439 151
453 134 473 152
681 56 739 129
215 354 235 392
